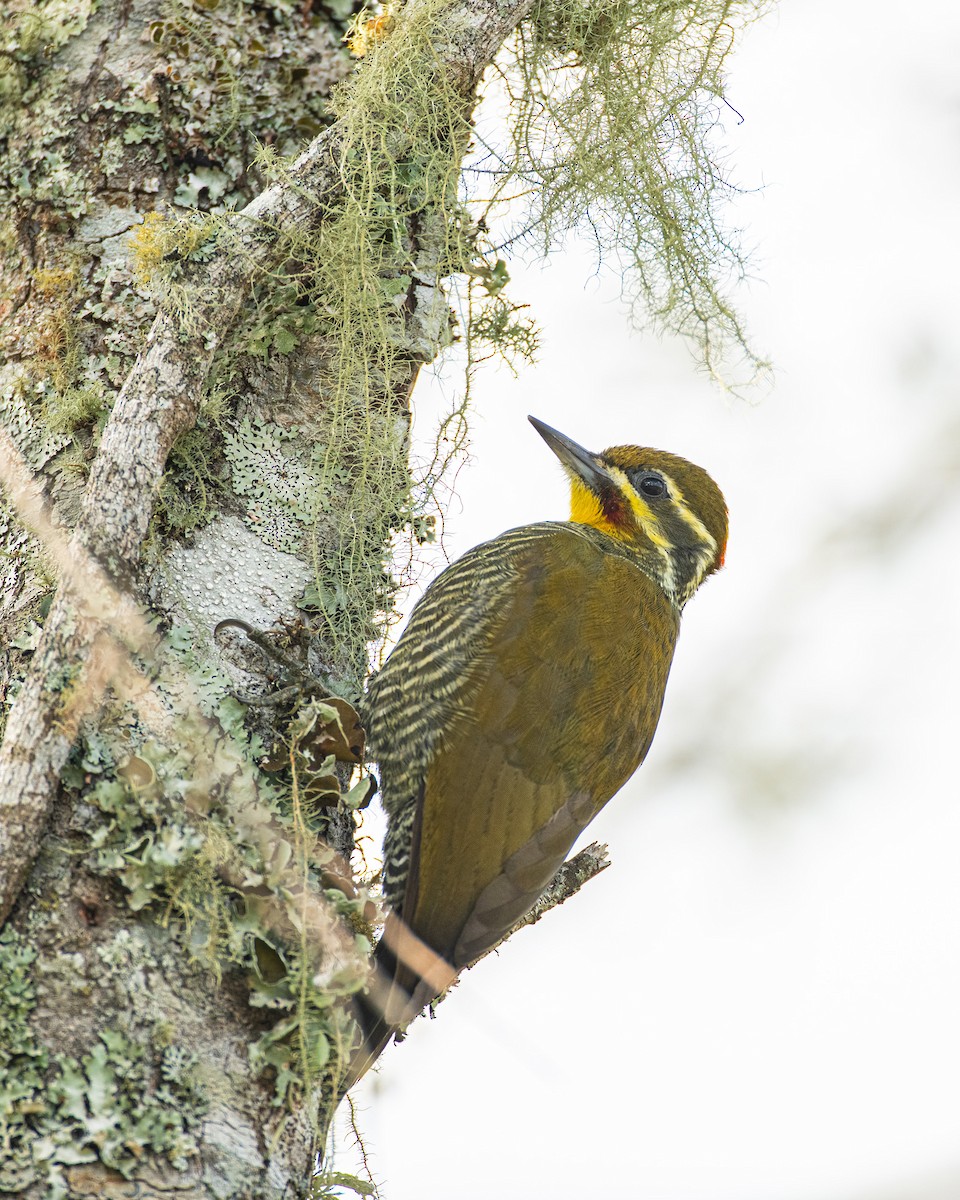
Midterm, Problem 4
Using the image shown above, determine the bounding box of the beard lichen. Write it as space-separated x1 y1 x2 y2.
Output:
477 0 772 389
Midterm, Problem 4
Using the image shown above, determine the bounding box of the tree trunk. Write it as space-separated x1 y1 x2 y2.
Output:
0 0 533 1193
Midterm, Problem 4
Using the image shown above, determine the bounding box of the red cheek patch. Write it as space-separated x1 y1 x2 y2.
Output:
601 487 631 528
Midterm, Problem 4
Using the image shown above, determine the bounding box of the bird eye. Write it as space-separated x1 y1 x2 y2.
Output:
637 473 667 498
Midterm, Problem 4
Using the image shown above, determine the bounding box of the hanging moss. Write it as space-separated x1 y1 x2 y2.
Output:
486 0 771 387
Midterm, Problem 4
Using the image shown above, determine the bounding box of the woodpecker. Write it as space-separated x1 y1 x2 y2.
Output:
344 416 728 1088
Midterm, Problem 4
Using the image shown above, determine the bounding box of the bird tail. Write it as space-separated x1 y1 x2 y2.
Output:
339 914 458 1092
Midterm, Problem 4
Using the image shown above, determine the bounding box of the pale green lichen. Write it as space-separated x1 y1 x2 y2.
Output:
41 1029 206 1179
0 392 71 471
0 926 207 1197
0 927 48 1194
64 662 374 1110
0 0 357 531
223 415 326 555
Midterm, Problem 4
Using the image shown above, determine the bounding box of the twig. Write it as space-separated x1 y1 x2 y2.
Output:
505 840 611 936
351 841 611 1075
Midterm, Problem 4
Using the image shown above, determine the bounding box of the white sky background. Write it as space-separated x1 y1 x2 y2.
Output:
338 3 960 1198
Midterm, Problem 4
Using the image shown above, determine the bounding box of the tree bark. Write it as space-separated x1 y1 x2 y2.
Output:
0 0 535 1194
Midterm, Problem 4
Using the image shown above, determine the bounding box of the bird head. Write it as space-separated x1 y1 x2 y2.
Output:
529 415 728 605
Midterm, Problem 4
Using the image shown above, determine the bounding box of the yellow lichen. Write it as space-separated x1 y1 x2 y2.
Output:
128 210 217 290
344 5 396 58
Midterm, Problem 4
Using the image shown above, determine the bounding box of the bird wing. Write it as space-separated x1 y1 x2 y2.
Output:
370 521 679 969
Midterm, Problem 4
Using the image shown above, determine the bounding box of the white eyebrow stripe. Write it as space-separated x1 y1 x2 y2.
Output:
659 471 718 553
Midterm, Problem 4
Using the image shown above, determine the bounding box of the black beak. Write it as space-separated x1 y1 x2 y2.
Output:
528 416 613 495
